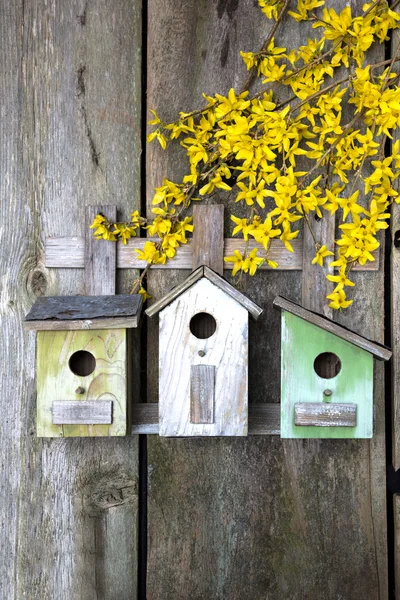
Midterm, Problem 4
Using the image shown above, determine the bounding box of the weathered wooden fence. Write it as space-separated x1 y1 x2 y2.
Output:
1 0 399 598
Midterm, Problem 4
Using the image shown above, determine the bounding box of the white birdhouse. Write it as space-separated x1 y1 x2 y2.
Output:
146 266 263 437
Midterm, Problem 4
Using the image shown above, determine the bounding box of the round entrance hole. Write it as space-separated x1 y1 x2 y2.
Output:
314 352 341 379
69 350 96 377
189 312 217 339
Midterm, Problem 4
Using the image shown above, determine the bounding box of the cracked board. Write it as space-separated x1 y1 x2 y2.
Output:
0 1 141 598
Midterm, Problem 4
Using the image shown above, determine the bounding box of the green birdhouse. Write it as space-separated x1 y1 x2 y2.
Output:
24 294 142 438
273 296 392 439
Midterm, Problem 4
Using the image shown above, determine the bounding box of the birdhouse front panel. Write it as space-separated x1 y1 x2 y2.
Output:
280 311 374 439
158 277 248 437
37 328 128 437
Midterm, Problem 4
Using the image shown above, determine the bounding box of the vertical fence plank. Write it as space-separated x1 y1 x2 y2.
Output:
392 25 400 600
146 1 388 598
0 1 141 598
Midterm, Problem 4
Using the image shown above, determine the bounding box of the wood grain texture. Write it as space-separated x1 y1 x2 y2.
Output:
52 400 113 425
392 25 400 473
281 312 373 438
25 293 142 323
294 403 357 427
159 278 248 436
395 494 400 600
146 265 262 319
85 205 117 296
144 0 389 597
45 235 379 270
37 329 127 437
25 315 140 331
274 296 391 361
132 403 281 434
0 2 141 597
192 204 224 274
190 365 215 424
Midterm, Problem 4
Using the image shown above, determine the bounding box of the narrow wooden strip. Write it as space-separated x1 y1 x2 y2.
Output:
131 403 280 435
190 365 215 424
274 296 392 361
45 236 379 271
192 205 224 274
302 204 335 318
24 315 140 331
85 206 117 296
391 199 400 469
52 401 113 425
395 494 400 600
294 403 357 427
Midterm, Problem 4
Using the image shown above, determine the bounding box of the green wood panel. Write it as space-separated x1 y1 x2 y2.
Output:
37 329 127 437
0 1 141 597
281 312 374 439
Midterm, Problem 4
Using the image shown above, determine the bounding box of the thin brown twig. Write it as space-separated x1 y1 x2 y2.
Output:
240 0 292 94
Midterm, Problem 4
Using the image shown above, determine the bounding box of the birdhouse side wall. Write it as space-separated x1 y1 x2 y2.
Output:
37 329 127 437
280 311 374 439
158 278 248 436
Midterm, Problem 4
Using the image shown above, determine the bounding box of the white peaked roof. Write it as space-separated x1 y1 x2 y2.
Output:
145 265 263 320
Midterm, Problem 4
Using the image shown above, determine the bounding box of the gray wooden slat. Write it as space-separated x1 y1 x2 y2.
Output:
24 315 140 332
0 2 141 598
45 235 379 270
274 296 392 361
52 400 113 425
192 205 224 274
294 403 357 427
131 403 281 435
85 206 117 296
190 365 215 424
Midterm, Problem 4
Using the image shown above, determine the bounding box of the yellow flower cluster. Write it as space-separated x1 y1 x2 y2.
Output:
92 0 400 307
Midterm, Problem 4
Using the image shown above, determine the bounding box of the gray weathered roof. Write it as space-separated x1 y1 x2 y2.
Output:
24 294 142 331
146 266 263 320
273 296 392 361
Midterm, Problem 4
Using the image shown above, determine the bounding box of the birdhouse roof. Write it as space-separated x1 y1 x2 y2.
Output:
145 266 263 320
273 296 392 361
24 294 142 331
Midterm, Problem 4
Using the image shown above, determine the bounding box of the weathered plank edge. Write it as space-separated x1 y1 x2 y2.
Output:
44 236 379 271
145 265 263 319
24 314 141 331
131 403 280 435
52 400 113 425
294 402 357 427
273 296 392 361
192 205 224 275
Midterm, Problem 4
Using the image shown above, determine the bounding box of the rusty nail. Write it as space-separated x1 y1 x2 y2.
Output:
75 386 85 394
198 350 205 357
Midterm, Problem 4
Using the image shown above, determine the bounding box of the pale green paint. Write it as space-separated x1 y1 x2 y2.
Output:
281 311 374 439
37 329 127 437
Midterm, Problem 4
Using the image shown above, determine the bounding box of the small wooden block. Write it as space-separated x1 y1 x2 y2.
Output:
294 403 357 427
192 205 224 275
52 400 113 425
190 365 215 424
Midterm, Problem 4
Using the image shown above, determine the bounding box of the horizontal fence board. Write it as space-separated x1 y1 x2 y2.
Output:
45 236 379 271
52 401 113 425
131 403 280 435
